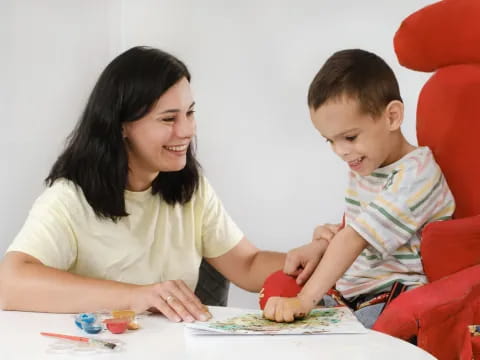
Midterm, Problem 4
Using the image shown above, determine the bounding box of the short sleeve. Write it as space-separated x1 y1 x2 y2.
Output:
349 157 452 259
7 182 78 270
199 177 244 258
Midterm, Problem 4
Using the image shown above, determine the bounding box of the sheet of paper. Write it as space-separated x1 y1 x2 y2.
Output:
186 306 367 335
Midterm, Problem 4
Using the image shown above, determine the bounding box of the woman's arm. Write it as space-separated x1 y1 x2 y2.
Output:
0 251 210 322
206 237 285 292
0 251 134 312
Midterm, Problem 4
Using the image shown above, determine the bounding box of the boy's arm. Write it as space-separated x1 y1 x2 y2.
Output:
263 226 368 322
298 226 367 305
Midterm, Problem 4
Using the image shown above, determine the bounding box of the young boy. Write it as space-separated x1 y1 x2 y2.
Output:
263 49 455 327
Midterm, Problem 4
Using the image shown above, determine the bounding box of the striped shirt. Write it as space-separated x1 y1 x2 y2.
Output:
337 146 455 299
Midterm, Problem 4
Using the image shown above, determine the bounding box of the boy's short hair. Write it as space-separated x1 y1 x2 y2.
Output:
307 49 403 117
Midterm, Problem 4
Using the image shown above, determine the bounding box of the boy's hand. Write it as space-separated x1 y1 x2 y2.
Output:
312 223 342 243
283 241 327 285
263 295 313 323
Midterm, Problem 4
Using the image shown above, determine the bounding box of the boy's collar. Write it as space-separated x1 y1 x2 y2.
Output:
368 146 430 177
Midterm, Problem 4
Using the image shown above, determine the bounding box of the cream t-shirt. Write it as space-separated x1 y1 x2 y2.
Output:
7 176 243 290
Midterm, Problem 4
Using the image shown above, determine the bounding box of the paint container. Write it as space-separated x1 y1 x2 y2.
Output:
74 313 102 334
103 318 129 334
112 310 140 330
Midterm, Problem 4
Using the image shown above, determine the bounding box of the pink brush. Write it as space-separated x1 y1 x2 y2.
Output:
40 332 117 349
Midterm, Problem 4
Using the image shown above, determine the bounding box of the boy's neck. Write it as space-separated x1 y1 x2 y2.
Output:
382 134 416 167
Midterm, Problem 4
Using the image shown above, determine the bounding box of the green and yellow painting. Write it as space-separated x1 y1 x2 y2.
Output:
187 307 367 335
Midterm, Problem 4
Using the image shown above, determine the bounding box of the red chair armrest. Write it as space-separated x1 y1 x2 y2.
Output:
421 215 480 281
373 264 480 339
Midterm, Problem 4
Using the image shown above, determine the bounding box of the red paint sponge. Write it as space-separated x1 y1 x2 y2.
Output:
259 270 303 310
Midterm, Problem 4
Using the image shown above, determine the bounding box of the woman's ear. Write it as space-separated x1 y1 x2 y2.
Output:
385 100 404 131
122 124 127 139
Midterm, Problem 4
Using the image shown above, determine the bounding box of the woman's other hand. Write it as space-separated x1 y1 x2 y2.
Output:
130 280 211 323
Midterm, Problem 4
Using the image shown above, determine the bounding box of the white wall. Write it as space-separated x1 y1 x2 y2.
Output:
0 0 121 252
1 0 435 308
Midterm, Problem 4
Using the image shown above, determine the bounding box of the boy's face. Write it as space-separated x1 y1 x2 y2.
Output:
310 97 399 176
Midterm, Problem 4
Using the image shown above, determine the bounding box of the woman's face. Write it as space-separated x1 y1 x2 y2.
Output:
123 77 196 183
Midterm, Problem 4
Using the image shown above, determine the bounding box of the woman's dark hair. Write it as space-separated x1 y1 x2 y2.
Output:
308 49 403 117
46 46 200 221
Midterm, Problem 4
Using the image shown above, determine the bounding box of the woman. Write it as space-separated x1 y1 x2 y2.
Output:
0 46 284 322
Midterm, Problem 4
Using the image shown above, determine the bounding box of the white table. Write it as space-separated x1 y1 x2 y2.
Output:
0 306 436 360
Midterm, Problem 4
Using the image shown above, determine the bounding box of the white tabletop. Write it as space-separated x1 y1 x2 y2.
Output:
0 306 436 360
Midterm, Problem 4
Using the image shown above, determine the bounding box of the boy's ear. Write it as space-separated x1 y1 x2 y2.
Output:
384 100 404 131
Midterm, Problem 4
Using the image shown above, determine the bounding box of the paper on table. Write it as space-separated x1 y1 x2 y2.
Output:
185 307 367 335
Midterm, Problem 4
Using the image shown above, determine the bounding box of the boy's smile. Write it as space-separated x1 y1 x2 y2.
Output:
309 96 405 176
348 156 366 172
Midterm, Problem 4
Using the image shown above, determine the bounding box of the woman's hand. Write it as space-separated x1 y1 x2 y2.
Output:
0 252 212 318
282 223 342 285
262 294 313 323
312 223 342 243
283 240 328 285
130 280 211 323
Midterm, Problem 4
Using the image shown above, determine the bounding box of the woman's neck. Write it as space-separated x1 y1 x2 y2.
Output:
126 169 158 192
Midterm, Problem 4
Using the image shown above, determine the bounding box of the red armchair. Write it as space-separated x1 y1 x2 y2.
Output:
372 1 480 359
